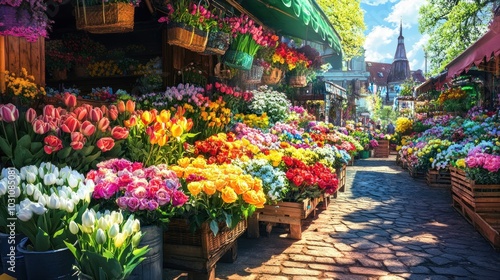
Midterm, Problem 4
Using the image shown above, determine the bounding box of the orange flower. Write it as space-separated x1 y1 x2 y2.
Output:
126 100 135 113
141 111 153 125
242 190 266 208
187 181 202 196
214 179 226 191
202 181 216 195
117 100 126 113
123 115 137 128
230 178 250 195
221 186 237 203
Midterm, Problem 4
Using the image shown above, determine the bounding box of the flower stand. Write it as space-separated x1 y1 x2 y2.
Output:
167 22 209 53
247 197 319 240
426 168 451 188
373 139 390 158
75 2 135 34
450 167 500 213
288 75 307 87
163 219 247 280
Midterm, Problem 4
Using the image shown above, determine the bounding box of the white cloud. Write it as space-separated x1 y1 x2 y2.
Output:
361 0 398 6
407 34 429 70
364 26 398 62
384 0 426 27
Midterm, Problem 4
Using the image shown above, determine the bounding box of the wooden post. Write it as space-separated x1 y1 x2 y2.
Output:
0 36 5 93
247 213 260 238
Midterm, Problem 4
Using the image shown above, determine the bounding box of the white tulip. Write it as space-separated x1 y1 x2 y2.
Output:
47 193 60 209
25 183 35 196
59 167 71 180
38 195 47 206
0 180 7 196
43 173 57 185
27 165 38 176
33 188 41 201
96 228 107 244
82 209 96 229
38 166 45 178
132 219 141 233
26 172 36 184
69 220 79 235
13 186 21 198
65 200 74 213
29 202 46 215
131 232 142 248
68 174 79 189
19 167 27 180
111 211 123 225
98 217 108 230
108 223 119 238
17 207 33 221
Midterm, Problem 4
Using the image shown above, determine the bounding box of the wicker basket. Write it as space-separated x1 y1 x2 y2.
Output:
75 3 135 34
261 67 282 85
202 31 231 55
239 65 264 84
167 22 209 53
289 75 307 87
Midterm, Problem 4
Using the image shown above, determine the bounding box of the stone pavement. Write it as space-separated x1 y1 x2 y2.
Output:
167 156 500 280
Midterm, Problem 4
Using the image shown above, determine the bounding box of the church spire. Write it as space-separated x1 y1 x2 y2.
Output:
387 20 411 83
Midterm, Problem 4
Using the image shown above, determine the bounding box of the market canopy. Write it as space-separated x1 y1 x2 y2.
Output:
445 15 500 79
232 0 343 56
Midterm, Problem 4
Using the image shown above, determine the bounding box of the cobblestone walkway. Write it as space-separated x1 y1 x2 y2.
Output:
168 156 500 280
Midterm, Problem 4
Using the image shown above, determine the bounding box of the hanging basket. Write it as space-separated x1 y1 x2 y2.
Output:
289 75 307 87
75 2 135 34
239 64 264 84
223 50 254 70
201 31 231 55
261 67 282 85
167 22 209 53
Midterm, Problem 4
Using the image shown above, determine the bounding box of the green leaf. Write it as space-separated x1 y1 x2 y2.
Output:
223 212 232 229
80 145 95 156
35 230 51 251
81 151 102 165
0 136 13 158
13 146 32 168
17 134 31 149
57 146 72 160
209 220 219 236
30 141 43 153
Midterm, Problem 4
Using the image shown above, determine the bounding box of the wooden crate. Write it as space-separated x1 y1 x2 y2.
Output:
453 195 500 250
373 139 390 158
163 219 247 280
408 165 426 179
426 168 451 188
337 164 347 193
247 198 319 239
450 167 500 213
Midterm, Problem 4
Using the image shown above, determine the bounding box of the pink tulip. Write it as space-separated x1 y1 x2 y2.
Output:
32 119 50 134
64 92 77 108
89 108 103 122
97 117 110 132
0 103 19 123
24 108 36 123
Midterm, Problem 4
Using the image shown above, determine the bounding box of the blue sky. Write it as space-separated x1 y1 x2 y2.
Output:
361 0 429 72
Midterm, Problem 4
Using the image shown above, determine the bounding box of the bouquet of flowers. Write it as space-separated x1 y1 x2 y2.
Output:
2 68 46 105
248 86 291 124
226 14 277 56
87 159 188 226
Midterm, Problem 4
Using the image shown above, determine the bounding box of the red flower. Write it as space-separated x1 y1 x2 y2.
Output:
64 92 77 108
96 137 115 152
61 116 81 133
81 121 96 137
44 135 63 154
111 126 129 140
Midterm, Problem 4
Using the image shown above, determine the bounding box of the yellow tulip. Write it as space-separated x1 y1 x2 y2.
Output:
141 111 153 125
202 181 216 195
171 123 183 138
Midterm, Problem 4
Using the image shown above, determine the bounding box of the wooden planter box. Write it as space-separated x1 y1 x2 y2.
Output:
408 165 426 179
450 167 500 213
426 168 451 188
247 198 319 240
163 219 247 280
337 164 347 192
452 194 500 250
373 139 390 158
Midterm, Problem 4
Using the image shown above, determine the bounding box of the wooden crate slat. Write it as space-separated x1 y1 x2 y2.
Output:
426 169 451 187
450 167 500 213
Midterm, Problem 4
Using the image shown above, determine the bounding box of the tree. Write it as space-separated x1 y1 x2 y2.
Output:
419 0 497 75
317 0 366 62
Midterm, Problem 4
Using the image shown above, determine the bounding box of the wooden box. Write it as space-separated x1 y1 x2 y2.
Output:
247 198 319 239
163 219 247 280
337 164 347 192
426 168 451 188
450 167 500 213
408 165 426 179
373 139 390 158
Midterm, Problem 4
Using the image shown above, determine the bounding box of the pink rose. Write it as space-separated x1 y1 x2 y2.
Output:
156 189 171 206
147 200 159 211
132 186 147 199
127 197 140 211
171 190 188 207
116 197 128 209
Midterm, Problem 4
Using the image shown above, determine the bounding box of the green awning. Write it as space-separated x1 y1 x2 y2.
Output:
237 0 342 55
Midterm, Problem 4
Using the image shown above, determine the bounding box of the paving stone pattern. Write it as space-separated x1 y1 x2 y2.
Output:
166 156 500 280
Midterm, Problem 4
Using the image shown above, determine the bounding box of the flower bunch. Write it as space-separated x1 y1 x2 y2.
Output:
350 130 370 151
465 152 500 184
249 86 291 124
193 132 260 164
158 0 217 31
281 156 338 201
231 123 280 151
272 43 312 75
0 162 94 251
286 106 316 129
227 14 278 56
87 159 188 226
136 83 208 111
283 146 319 166
0 0 54 42
395 117 413 135
87 60 122 77
125 107 195 166
371 132 391 140
233 113 269 129
432 142 475 170
312 146 338 169
234 158 288 203
194 97 232 140
65 210 149 280
209 82 253 114
415 139 453 170
3 68 46 104
169 157 266 235
369 139 379 149
336 133 363 152
438 87 466 104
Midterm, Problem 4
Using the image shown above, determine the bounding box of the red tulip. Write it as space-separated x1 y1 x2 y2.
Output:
25 108 37 123
61 116 81 133
100 105 108 116
43 105 56 118
32 120 49 134
89 108 103 122
43 135 63 154
124 115 137 128
0 103 19 123
108 108 118 121
73 107 88 121
71 132 85 143
64 92 77 108
97 117 110 132
111 126 129 140
70 141 84 150
96 137 115 152
80 121 96 137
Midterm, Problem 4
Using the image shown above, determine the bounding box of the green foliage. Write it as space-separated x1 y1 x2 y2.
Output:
317 0 366 61
418 0 496 75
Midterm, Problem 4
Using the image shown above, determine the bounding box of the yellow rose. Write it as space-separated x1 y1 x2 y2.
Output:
187 181 202 196
202 181 216 196
221 186 238 203
242 190 266 208
177 158 191 168
230 178 250 195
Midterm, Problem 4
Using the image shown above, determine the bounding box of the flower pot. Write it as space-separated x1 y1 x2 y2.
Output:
0 233 27 279
360 150 370 159
203 31 231 55
289 75 307 87
167 22 209 53
17 237 76 280
223 50 254 70
129 225 163 280
261 67 282 85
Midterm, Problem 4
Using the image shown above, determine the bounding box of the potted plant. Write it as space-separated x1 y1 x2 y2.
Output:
65 209 150 280
0 0 53 42
2 68 46 107
158 0 217 53
8 162 94 279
